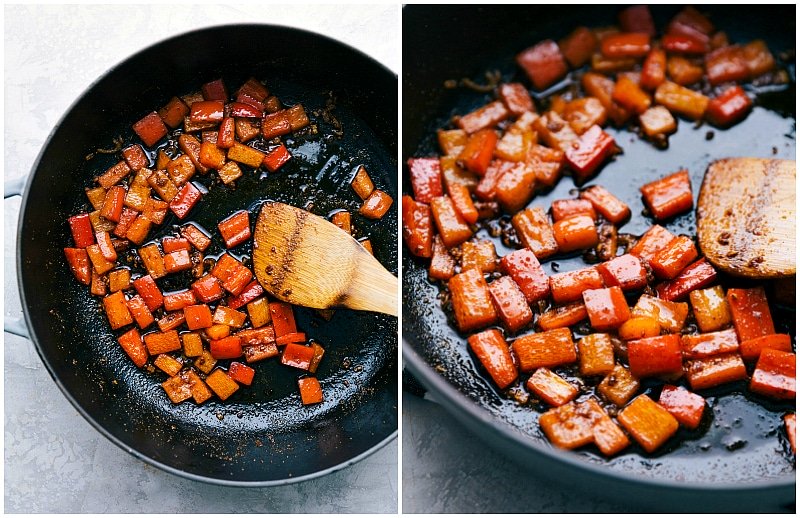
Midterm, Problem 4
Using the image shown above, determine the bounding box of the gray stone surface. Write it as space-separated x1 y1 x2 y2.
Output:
4 4 398 513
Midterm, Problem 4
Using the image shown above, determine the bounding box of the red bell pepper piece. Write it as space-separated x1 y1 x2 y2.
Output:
498 83 534 116
601 32 651 58
113 207 139 239
740 333 792 362
163 249 192 274
549 267 605 304
201 78 228 101
210 336 243 360
126 295 154 329
516 40 568 91
236 78 269 104
447 183 478 226
118 328 148 368
190 100 224 123
656 258 717 301
184 304 213 330
640 48 667 90
191 274 224 303
217 117 236 149
227 281 264 310
583 286 631 331
640 169 693 221
298 377 323 404
512 327 576 372
488 276 533 334
228 362 255 386
133 111 168 147
627 334 683 379
430 196 472 249
618 5 656 36
558 26 597 68
681 328 740 360
629 224 675 264
448 268 498 332
100 186 125 223
650 236 698 280
596 254 647 291
661 34 709 55
499 249 550 304
162 289 196 312
579 185 630 225
686 353 747 390
553 215 599 253
551 199 596 222
158 97 190 129
457 129 498 175
457 101 509 134
181 224 212 251
706 86 752 127
749 349 795 400
261 111 292 139
121 144 148 171
64 248 91 285
262 144 292 173
169 182 202 220
359 190 393 220
564 125 616 180
467 329 518 389
705 46 749 85
95 231 117 263
281 342 314 370
269 302 297 338
133 274 163 311
538 302 587 331
161 237 191 253
667 6 713 41
218 210 251 248
68 213 95 248
726 287 775 342
276 332 306 347
475 159 507 201
401 195 433 258
512 207 559 259
229 102 263 118
658 385 705 429
785 414 797 454
407 157 443 204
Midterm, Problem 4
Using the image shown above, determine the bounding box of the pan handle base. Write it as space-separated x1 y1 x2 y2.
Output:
4 316 29 338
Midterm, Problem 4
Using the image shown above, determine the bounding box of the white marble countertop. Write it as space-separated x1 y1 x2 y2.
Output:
4 4 398 513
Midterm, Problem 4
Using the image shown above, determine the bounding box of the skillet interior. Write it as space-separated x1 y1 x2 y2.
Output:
19 24 397 484
402 4 795 505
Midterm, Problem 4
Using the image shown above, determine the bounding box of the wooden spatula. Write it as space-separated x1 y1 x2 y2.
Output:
252 202 398 316
696 157 795 279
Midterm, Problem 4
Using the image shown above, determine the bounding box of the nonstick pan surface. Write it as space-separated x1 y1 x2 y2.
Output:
402 4 795 510
17 24 397 485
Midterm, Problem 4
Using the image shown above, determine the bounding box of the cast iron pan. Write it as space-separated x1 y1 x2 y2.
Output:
402 5 795 512
14 25 397 485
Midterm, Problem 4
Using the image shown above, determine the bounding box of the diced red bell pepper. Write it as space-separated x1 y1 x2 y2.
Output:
121 144 148 171
262 144 292 173
163 249 192 274
488 276 533 334
551 199 596 222
181 224 212 251
640 48 667 90
191 274 225 303
447 183 478 225
619 5 656 36
583 286 631 331
161 237 190 253
360 190 393 220
596 254 647 291
527 368 578 407
681 328 740 360
538 302 587 331
650 236 698 280
656 258 717 301
401 196 433 258
686 353 747 390
428 235 455 281
726 287 775 342
550 267 605 304
298 377 323 404
118 328 148 368
516 40 568 91
281 342 314 370
236 78 268 103
612 76 651 115
228 362 255 386
750 349 795 400
215 117 236 149
113 208 138 239
201 78 227 101
457 129 497 175
601 32 651 58
167 182 201 221
64 248 91 285
640 169 693 221
218 210 250 248
227 281 264 310
668 6 714 38
498 83 534 116
190 100 224 123
662 34 709 55
493 161 537 214
511 207 559 260
512 327 576 372
95 231 117 263
627 334 683 379
229 102 263 118
276 332 306 347
268 301 297 338
499 249 550 303
705 45 749 85
158 97 190 129
100 186 125 223
467 329 518 389
564 125 616 181
133 111 168 147
448 268 497 332
558 26 597 68
184 304 213 330
261 110 292 139
132 274 163 311
740 333 792 362
553 214 599 253
629 224 675 264
785 414 797 454
658 385 705 429
579 185 631 225
474 159 506 201
430 196 472 249
407 157 443 204
69 213 95 248
210 336 243 360
706 86 752 127
457 101 509 134
741 40 776 78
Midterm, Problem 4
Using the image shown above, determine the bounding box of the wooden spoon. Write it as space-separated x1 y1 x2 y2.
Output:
252 202 397 316
696 157 795 279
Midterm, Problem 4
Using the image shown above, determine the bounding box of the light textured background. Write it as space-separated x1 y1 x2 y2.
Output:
4 4 398 513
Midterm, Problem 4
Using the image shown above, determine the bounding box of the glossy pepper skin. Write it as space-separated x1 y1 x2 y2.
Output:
565 125 616 181
448 268 498 332
706 86 752 127
402 195 433 258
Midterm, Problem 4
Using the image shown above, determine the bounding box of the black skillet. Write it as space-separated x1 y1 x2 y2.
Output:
11 24 397 485
403 5 795 511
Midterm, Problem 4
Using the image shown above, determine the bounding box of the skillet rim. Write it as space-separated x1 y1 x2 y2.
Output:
16 22 398 487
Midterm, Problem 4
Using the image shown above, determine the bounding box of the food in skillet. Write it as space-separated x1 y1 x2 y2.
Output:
403 5 795 457
64 77 392 407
